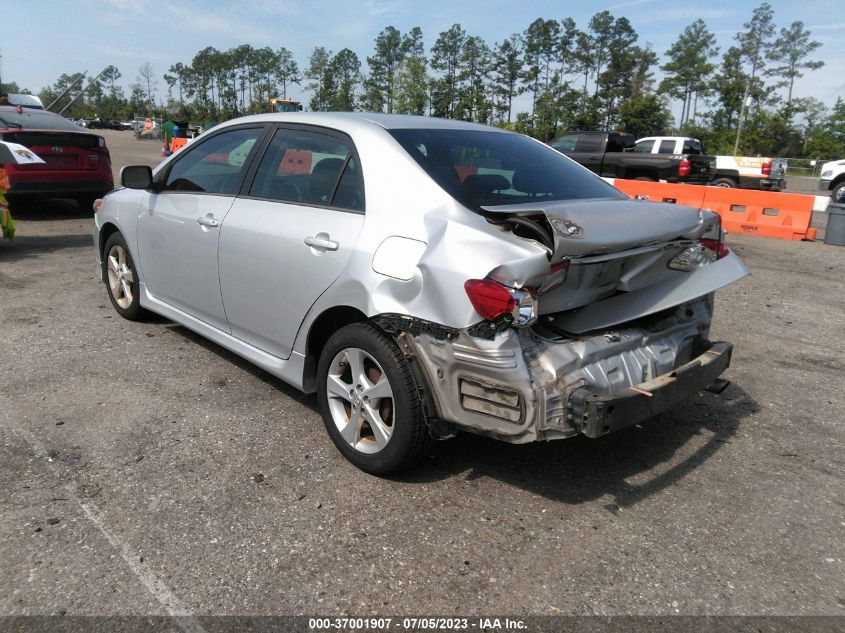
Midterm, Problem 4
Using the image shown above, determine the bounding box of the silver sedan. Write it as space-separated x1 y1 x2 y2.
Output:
93 113 747 474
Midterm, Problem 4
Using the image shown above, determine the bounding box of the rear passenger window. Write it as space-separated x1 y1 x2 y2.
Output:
164 128 262 194
577 134 602 152
658 140 675 154
249 128 364 211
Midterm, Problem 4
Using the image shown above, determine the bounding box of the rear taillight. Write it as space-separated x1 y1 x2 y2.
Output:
762 160 772 176
701 238 729 259
464 279 537 326
669 239 729 272
679 158 691 177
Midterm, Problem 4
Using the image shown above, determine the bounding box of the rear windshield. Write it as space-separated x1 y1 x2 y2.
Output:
0 107 85 132
389 128 624 209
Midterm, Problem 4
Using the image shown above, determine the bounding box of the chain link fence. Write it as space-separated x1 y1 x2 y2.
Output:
133 116 163 141
780 158 838 178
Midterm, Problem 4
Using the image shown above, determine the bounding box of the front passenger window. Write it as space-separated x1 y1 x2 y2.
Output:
164 128 262 194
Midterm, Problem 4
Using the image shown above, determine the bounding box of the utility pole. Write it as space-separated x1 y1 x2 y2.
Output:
733 80 752 156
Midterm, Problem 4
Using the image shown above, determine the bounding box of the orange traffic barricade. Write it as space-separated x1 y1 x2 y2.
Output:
610 178 817 241
610 179 707 210
169 137 189 153
700 187 817 241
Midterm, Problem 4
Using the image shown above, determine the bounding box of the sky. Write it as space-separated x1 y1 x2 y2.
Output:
1 0 843 122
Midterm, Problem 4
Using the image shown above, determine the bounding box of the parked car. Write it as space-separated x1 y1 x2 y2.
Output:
818 159 845 201
94 113 747 474
635 136 786 191
548 130 716 184
77 118 125 131
5 93 45 110
0 105 113 210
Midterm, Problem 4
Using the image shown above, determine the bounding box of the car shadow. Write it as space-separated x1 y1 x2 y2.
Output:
163 322 318 407
161 319 757 510
399 383 758 509
10 198 94 221
0 232 93 262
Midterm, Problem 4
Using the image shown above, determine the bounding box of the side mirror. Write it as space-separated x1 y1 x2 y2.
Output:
121 165 153 189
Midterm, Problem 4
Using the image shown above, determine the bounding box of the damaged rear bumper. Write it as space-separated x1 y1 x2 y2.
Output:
567 341 731 438
402 297 732 444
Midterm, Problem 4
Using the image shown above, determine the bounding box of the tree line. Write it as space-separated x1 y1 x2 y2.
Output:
6 2 842 158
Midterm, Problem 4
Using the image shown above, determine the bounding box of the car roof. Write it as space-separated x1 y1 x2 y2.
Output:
213 111 513 135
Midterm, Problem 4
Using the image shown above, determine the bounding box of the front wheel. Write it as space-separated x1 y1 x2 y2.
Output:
832 182 845 203
103 232 146 321
316 323 431 475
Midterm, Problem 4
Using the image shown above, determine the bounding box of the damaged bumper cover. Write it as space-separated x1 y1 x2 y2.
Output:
567 341 732 438
396 294 733 444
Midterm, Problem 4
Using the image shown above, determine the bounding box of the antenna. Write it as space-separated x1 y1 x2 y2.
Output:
45 71 88 111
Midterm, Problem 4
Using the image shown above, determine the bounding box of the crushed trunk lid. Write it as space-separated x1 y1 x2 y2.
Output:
481 197 709 260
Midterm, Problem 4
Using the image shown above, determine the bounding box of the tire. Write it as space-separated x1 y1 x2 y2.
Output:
633 176 656 181
316 323 431 475
712 178 737 188
832 181 845 203
103 232 145 321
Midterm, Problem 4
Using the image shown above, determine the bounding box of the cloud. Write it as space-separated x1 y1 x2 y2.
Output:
608 0 656 10
632 8 737 25
806 22 845 31
362 0 406 18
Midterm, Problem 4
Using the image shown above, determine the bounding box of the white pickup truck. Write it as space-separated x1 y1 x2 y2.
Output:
818 159 845 201
635 136 786 191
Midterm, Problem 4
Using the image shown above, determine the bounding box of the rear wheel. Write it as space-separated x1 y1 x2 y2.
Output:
712 177 737 188
316 323 431 475
633 176 656 181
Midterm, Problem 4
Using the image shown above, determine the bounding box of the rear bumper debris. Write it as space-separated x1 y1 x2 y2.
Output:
566 341 732 438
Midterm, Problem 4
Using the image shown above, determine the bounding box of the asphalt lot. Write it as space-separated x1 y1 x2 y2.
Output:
1 129 843 619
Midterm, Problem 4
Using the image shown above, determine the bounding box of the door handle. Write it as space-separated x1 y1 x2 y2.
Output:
304 235 339 251
197 214 220 228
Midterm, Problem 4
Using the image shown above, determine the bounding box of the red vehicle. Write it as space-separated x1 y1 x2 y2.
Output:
0 105 113 210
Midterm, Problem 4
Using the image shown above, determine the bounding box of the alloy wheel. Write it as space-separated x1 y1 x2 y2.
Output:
325 347 395 454
107 244 134 309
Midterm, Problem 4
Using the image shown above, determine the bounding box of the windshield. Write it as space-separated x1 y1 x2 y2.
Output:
0 107 85 132
389 128 624 209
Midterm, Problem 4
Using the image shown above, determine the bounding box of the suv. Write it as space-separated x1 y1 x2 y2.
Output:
819 159 845 201
0 105 113 210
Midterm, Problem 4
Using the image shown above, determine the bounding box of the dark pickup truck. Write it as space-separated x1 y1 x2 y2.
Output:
548 131 716 184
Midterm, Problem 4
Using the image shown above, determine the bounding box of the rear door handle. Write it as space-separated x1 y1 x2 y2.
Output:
304 235 339 251
197 214 220 228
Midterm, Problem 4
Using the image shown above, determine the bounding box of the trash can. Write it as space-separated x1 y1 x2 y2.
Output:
824 203 845 246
